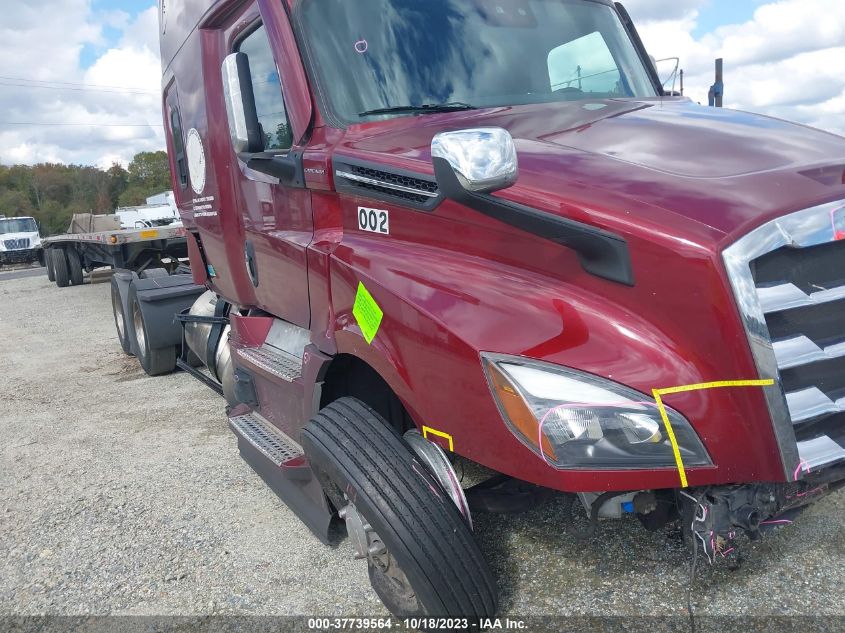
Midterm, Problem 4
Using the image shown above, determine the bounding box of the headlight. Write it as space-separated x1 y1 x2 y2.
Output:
482 354 711 469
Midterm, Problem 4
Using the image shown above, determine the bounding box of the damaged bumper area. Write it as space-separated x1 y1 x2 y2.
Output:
680 463 845 563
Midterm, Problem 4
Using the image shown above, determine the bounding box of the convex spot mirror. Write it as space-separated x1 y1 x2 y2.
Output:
221 52 264 154
431 127 519 194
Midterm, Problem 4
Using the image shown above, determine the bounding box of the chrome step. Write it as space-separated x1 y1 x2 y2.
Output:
237 345 302 382
229 411 303 467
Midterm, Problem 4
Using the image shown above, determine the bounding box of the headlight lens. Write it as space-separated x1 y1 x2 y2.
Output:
483 355 711 469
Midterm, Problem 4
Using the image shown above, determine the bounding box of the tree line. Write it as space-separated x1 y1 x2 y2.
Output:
0 151 172 235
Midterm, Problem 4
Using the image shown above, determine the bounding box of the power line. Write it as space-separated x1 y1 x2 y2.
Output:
0 75 157 93
0 81 156 96
0 122 163 127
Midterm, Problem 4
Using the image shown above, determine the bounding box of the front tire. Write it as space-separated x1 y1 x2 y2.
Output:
301 398 498 622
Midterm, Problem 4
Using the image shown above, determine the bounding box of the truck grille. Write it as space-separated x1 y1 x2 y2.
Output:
3 238 30 250
724 199 845 478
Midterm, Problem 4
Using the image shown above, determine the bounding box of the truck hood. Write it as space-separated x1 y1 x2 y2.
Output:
338 98 845 243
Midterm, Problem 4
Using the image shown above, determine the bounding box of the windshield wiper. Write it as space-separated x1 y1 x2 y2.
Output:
358 102 476 117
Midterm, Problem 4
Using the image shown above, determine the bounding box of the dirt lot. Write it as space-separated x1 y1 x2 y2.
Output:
1 271 843 626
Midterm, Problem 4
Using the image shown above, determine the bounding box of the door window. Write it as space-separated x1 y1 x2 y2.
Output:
168 106 188 189
237 24 293 151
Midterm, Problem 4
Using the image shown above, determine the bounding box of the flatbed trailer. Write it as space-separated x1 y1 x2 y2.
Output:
41 225 189 288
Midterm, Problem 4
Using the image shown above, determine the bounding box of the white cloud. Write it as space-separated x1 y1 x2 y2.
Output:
625 0 845 136
0 1 163 168
1 0 843 167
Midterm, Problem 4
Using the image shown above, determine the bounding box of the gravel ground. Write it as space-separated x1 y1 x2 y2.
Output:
0 272 843 627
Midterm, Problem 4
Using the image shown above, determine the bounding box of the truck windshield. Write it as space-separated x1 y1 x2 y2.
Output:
296 0 658 122
0 218 37 234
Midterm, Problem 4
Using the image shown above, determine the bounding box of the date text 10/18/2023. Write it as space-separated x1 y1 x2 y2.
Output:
307 617 528 630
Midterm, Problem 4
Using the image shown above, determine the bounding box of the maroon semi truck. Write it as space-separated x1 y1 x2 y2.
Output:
112 0 845 619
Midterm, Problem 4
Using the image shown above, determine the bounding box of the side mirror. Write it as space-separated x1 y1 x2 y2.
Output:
221 52 264 154
431 128 518 194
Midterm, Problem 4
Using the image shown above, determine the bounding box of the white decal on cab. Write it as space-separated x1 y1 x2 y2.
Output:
358 207 389 235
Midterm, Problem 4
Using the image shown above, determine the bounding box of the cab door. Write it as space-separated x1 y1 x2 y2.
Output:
222 8 313 328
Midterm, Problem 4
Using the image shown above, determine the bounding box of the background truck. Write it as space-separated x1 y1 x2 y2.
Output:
104 0 845 621
0 216 44 267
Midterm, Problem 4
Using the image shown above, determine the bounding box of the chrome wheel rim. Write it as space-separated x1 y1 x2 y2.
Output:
112 290 125 340
133 303 146 357
339 496 415 602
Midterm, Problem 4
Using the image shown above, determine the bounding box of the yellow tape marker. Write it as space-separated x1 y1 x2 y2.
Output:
422 425 454 452
652 379 775 488
352 282 384 345
139 229 159 239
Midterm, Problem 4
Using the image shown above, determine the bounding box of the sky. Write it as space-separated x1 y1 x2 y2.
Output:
1 0 844 168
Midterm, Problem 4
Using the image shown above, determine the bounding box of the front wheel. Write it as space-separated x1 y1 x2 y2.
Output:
301 398 498 622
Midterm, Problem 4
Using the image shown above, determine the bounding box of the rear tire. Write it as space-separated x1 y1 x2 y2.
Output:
111 277 133 356
52 249 70 288
66 248 84 285
45 249 56 282
301 398 498 622
130 291 176 376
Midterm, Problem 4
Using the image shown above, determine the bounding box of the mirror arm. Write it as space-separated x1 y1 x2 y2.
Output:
433 157 634 286
239 150 306 188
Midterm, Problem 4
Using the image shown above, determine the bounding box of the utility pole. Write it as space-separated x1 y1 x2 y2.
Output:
708 58 724 107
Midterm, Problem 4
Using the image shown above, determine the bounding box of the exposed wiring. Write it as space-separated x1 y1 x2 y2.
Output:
687 525 698 633
679 490 703 633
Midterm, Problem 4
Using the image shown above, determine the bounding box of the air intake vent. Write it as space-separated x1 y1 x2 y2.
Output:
334 161 440 209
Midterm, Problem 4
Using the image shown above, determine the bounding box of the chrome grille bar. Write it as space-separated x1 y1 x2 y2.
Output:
758 282 845 314
772 335 845 370
335 169 439 198
786 387 845 423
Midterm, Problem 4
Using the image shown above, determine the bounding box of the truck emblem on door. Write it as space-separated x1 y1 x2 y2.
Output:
358 207 389 235
186 128 206 195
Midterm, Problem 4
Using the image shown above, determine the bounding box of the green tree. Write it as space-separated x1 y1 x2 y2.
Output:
0 149 173 234
126 151 171 196
107 163 129 208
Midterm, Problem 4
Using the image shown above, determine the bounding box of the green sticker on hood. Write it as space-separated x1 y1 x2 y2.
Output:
353 282 383 345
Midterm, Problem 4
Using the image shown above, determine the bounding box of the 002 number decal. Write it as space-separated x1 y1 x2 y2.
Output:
358 207 389 235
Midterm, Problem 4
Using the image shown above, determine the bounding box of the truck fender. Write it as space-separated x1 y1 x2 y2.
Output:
128 274 205 350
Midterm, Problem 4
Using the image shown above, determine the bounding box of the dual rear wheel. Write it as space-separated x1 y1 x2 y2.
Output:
47 248 83 287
